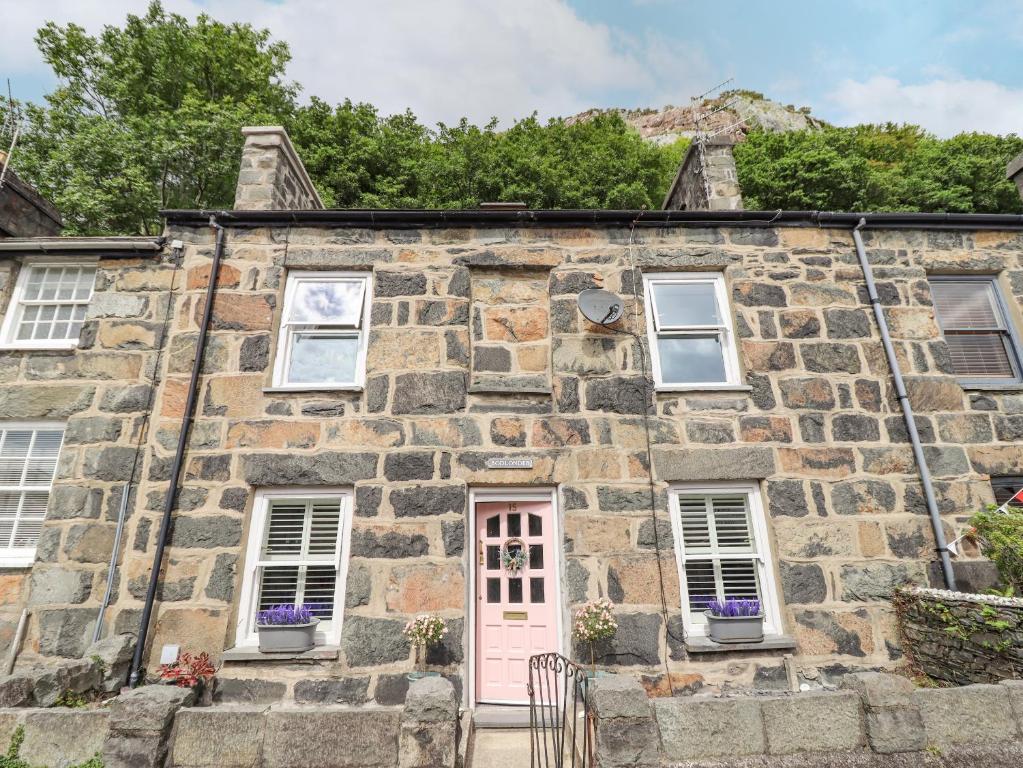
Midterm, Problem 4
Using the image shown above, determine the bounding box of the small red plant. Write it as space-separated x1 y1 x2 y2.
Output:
159 651 216 688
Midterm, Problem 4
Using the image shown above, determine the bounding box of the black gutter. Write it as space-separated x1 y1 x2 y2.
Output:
161 208 1023 231
128 217 225 686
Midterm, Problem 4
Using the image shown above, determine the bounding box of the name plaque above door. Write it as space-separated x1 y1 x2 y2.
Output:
485 457 534 470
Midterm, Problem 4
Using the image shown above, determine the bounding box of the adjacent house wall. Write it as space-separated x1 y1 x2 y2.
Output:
5 250 175 660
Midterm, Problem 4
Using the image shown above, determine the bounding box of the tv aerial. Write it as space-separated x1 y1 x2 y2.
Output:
578 289 624 326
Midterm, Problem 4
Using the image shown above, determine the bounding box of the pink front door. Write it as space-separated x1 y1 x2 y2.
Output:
475 500 558 704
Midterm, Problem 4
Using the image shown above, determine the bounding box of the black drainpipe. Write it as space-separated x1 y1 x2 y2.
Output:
128 215 226 686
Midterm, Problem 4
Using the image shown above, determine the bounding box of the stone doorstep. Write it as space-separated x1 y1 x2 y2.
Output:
472 704 532 729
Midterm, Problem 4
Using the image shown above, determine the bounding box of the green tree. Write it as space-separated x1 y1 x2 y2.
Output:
5 1 296 234
736 124 1023 213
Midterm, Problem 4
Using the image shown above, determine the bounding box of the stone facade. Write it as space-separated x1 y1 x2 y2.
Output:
0 243 168 658
7 127 1023 706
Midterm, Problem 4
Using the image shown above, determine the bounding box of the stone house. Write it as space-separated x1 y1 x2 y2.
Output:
3 128 1023 707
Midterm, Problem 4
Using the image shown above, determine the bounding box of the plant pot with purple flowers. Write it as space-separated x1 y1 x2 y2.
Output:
256 603 319 653
703 598 764 644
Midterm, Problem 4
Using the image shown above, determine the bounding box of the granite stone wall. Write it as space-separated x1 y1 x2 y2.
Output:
0 251 176 661
33 217 1015 702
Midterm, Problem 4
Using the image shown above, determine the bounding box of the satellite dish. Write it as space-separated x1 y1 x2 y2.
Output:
578 288 624 325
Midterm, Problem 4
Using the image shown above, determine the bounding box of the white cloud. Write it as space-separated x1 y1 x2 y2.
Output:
828 75 1023 137
0 0 714 125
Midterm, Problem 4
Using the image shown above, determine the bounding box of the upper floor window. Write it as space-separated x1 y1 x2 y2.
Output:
235 488 353 648
0 423 64 567
0 263 96 349
929 276 1023 384
643 273 741 389
272 272 371 389
669 483 783 638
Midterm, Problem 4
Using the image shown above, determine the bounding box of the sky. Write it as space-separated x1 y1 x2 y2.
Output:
1 0 1022 137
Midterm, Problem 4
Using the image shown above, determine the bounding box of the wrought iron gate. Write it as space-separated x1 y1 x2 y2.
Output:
527 652 592 768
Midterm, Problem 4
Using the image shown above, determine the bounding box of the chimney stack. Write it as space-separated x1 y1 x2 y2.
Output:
662 138 743 211
1008 152 1023 203
234 126 323 211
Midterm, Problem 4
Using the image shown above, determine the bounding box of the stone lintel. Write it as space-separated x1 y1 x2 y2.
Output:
653 446 775 481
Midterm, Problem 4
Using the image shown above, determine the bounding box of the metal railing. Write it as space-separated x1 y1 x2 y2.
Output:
527 652 592 768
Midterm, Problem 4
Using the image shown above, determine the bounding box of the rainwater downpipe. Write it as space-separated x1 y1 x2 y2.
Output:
852 218 957 590
128 215 226 686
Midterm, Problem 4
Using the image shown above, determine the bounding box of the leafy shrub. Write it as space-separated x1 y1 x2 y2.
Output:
968 507 1023 593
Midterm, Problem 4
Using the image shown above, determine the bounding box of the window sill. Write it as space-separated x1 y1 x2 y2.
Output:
221 645 340 662
959 381 1023 392
684 634 796 654
655 384 752 394
262 386 363 394
0 343 78 352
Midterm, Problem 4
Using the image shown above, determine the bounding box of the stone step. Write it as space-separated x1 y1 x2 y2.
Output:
473 704 532 729
469 728 532 768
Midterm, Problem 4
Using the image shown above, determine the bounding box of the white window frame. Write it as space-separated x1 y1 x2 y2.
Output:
928 275 1023 386
271 271 372 390
0 260 97 350
0 421 65 568
642 272 742 390
667 482 783 638
234 487 354 649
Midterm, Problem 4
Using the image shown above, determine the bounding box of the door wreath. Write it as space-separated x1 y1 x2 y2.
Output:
501 538 527 573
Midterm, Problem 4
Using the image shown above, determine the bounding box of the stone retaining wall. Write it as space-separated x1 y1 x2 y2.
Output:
0 676 456 768
895 586 1023 684
590 673 1023 767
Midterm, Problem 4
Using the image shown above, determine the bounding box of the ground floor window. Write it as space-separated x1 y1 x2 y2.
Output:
0 423 64 568
668 482 783 637
235 488 353 647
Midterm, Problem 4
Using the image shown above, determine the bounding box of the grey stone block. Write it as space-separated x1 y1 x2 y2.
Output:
107 684 196 735
294 677 370 705
342 616 411 666
654 697 765 760
168 516 242 549
399 677 457 768
841 672 914 709
262 708 400 768
241 452 378 486
169 707 265 768
915 685 1020 748
864 708 927 754
392 372 466 415
589 677 659 768
28 568 93 607
1003 680 1023 733
0 384 96 419
213 678 286 705
22 709 109 768
761 691 865 754
0 675 33 707
653 446 776 481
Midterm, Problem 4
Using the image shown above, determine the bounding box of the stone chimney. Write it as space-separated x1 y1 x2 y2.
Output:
234 126 324 210
662 138 742 211
1008 151 1023 203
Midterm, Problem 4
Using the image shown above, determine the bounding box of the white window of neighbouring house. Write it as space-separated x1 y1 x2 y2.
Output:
0 424 64 567
929 276 1023 384
668 483 783 637
643 272 741 388
235 488 353 648
272 272 371 389
0 263 96 349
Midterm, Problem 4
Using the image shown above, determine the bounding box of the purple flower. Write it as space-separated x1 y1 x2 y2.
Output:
256 603 316 626
706 597 761 617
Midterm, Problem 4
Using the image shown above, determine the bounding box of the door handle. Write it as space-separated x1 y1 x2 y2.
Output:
478 540 484 566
